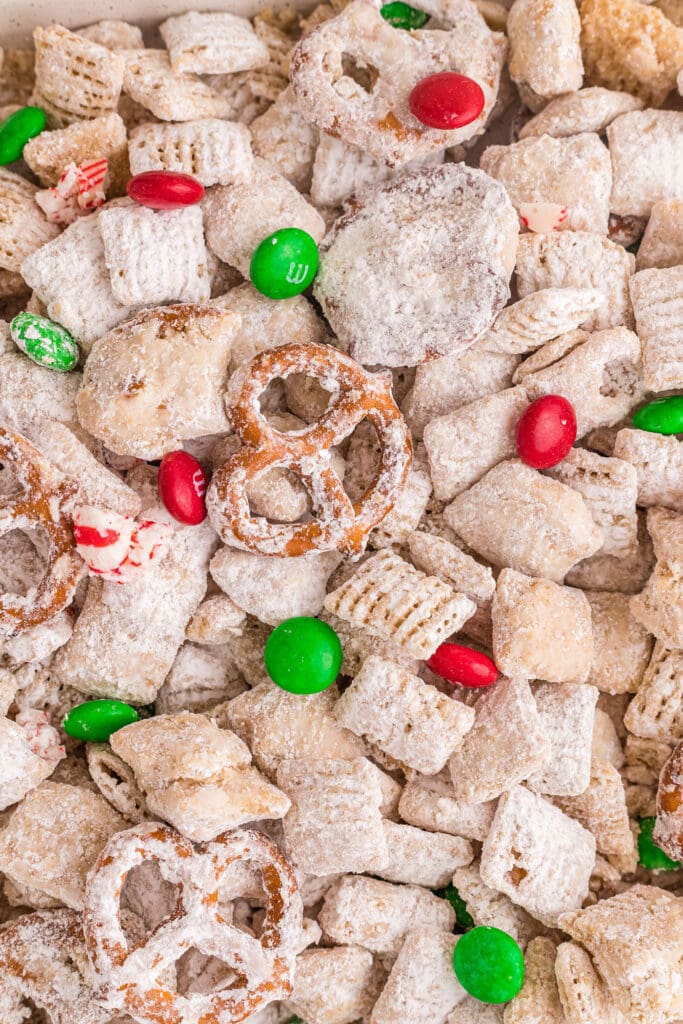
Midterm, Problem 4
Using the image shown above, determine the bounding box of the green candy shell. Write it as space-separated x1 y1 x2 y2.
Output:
10 312 79 372
380 1 429 28
638 816 681 871
632 396 683 435
250 227 319 300
0 106 46 165
264 616 342 694
63 700 139 743
453 926 525 1004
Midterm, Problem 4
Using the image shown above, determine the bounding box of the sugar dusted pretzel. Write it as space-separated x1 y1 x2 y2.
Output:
207 342 412 556
84 821 303 1024
0 425 84 635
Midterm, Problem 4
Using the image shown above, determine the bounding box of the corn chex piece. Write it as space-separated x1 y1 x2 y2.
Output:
482 135 609 235
129 118 253 188
444 461 603 582
519 327 644 438
452 863 543 950
287 945 383 1024
98 204 210 307
203 157 325 277
370 930 466 1024
123 49 233 121
77 18 144 50
637 199 683 271
0 782 125 910
424 387 529 503
547 448 638 560
515 231 635 331
507 0 582 102
613 429 683 513
585 590 653 696
398 770 497 841
481 287 603 355
32 25 124 127
554 758 633 856
504 937 565 1024
624 643 683 743
250 85 319 194
277 757 388 875
448 677 550 804
334 656 474 775
630 508 683 649
554 941 624 1024
493 569 593 684
370 465 432 550
480 785 596 927
581 0 683 105
629 265 683 391
0 169 60 274
519 86 644 140
23 112 129 193
608 110 683 219
324 550 476 660
160 12 269 75
377 821 473 888
528 683 599 797
559 885 683 1024
318 875 454 955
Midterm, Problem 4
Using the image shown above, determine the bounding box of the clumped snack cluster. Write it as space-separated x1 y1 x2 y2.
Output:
0 0 681 1022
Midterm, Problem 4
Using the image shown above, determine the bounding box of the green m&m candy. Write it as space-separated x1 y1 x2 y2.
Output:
440 883 474 931
63 700 139 743
0 106 46 165
264 616 342 694
250 228 319 299
380 1 429 28
453 926 525 1003
10 312 79 372
638 816 681 871
632 396 683 435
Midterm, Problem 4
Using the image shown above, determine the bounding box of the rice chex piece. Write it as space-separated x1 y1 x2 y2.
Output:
250 86 320 194
77 18 145 50
377 821 473 888
448 677 551 804
277 757 388 876
32 25 124 126
554 757 633 857
624 643 683 744
607 110 683 218
585 589 653 695
637 198 683 271
23 113 129 193
334 656 475 775
630 508 683 649
519 86 644 140
319 875 454 955
98 204 210 306
507 0 582 102
515 231 635 331
481 287 603 354
0 169 59 273
324 550 476 660
554 941 622 1024
613 429 683 512
20 212 133 351
370 930 466 1024
504 937 565 1024
449 1001 503 1024
559 885 683 1024
128 118 253 187
492 568 593 684
398 770 497 841
444 461 603 582
452 863 543 950
629 265 683 391
123 49 233 121
287 945 382 1024
480 785 596 926
160 12 269 75
528 683 599 797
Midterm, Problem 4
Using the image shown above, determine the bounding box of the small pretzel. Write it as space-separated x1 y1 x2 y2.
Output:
206 342 412 557
0 425 84 635
83 822 303 1024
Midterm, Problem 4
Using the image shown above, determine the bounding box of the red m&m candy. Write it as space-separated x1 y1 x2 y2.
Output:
409 72 485 130
427 643 498 688
127 171 205 210
516 395 577 470
158 451 208 525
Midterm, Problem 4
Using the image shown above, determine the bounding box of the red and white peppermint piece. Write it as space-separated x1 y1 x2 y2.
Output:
15 710 66 768
519 202 568 233
36 158 108 225
72 506 171 584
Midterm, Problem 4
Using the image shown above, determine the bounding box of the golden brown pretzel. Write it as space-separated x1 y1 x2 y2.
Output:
83 822 303 1024
207 342 412 556
0 425 84 634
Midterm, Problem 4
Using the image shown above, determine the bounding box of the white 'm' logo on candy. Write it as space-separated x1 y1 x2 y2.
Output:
192 468 206 498
285 262 309 284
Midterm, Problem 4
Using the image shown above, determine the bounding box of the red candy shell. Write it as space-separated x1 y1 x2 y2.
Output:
516 394 577 470
158 451 208 525
427 643 498 688
409 72 485 130
127 171 205 210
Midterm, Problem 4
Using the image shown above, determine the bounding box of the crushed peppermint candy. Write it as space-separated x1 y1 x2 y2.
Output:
519 202 568 232
72 505 172 583
15 709 66 768
35 158 108 225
